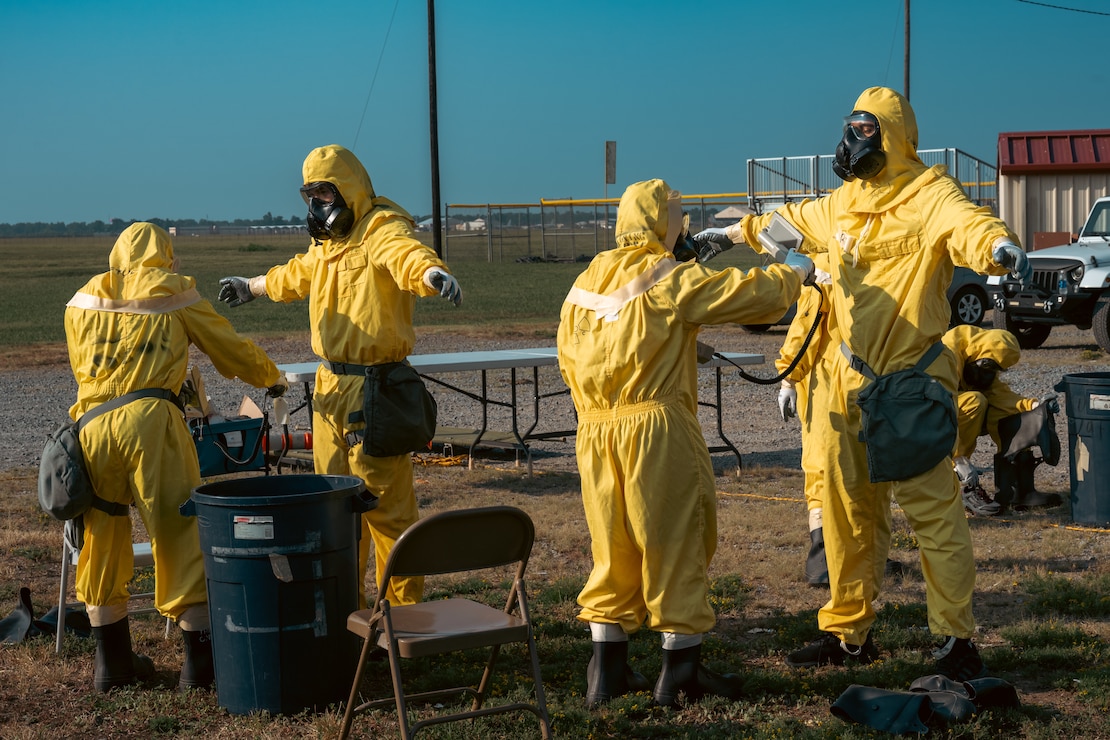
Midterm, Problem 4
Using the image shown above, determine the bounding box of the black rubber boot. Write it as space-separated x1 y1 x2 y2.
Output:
585 641 650 707
179 627 215 690
92 616 155 692
1013 450 1062 510
993 453 1018 513
652 644 743 708
805 527 830 586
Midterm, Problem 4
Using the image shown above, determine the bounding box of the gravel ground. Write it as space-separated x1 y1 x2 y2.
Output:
3 322 1106 495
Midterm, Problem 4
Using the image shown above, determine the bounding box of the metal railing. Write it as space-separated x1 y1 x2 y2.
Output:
746 148 997 214
441 149 998 262
444 194 752 262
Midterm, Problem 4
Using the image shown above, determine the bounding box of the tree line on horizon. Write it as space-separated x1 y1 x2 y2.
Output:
0 210 450 238
0 212 308 238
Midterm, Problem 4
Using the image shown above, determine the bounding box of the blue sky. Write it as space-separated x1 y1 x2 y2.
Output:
3 0 1108 224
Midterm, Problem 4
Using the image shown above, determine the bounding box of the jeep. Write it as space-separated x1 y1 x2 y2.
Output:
989 196 1110 351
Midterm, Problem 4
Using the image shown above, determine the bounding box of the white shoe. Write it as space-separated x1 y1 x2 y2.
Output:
962 484 1001 517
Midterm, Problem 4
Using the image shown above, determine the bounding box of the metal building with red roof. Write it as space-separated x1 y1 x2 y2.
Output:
998 129 1110 250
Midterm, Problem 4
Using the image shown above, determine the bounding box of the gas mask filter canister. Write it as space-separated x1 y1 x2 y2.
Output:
963 358 1001 391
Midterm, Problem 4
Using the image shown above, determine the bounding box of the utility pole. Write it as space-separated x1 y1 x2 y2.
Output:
428 0 443 256
904 0 911 101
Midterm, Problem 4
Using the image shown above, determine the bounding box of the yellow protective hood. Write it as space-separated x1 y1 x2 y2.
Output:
301 145 415 251
614 179 681 254
964 327 1021 369
79 222 194 301
109 222 176 272
943 325 1022 378
840 86 940 213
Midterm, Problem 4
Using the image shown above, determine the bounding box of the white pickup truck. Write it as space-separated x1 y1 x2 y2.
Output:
989 196 1110 351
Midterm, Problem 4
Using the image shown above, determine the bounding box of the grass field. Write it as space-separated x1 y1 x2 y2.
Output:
3 234 1110 737
4 461 1110 738
0 232 766 348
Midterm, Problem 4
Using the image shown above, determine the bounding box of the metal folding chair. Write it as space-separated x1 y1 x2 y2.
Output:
55 519 167 653
338 505 551 739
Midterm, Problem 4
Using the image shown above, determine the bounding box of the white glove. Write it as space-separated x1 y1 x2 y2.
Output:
218 275 266 307
784 249 816 286
813 268 833 285
993 240 1032 288
424 267 462 306
778 380 797 422
266 373 289 398
953 456 978 488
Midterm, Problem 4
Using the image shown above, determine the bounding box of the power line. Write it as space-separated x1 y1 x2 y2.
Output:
353 0 403 148
883 0 902 89
1015 0 1110 16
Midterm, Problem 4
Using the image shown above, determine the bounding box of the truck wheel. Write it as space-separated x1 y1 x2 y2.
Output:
993 311 1051 349
1093 301 1110 353
949 285 986 327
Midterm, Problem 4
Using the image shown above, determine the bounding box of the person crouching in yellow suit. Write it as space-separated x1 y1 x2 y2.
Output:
943 324 1062 515
557 179 811 708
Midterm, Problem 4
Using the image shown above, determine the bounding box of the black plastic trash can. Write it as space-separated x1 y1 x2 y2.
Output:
1054 372 1110 526
181 474 375 715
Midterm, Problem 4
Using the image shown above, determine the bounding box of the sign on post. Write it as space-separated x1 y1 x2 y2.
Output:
605 141 616 185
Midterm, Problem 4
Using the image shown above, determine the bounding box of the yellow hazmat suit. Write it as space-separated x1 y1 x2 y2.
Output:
942 325 1036 455
558 179 801 636
732 87 1019 644
64 222 281 628
775 255 837 516
780 271 894 590
260 145 450 606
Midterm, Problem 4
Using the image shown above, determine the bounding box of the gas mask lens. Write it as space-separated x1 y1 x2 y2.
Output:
843 113 879 140
300 182 338 205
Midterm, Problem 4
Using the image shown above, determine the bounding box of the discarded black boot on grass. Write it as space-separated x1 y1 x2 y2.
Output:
909 673 1021 711
832 673 1021 733
35 603 92 641
0 587 36 644
832 683 976 733
0 587 92 645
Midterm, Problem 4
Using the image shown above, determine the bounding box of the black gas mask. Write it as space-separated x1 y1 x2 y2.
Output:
301 181 355 241
833 111 886 182
963 358 1001 391
672 211 700 262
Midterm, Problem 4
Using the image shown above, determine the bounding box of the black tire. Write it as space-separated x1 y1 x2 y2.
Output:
740 324 772 334
993 310 1052 349
949 285 986 327
1093 301 1110 353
